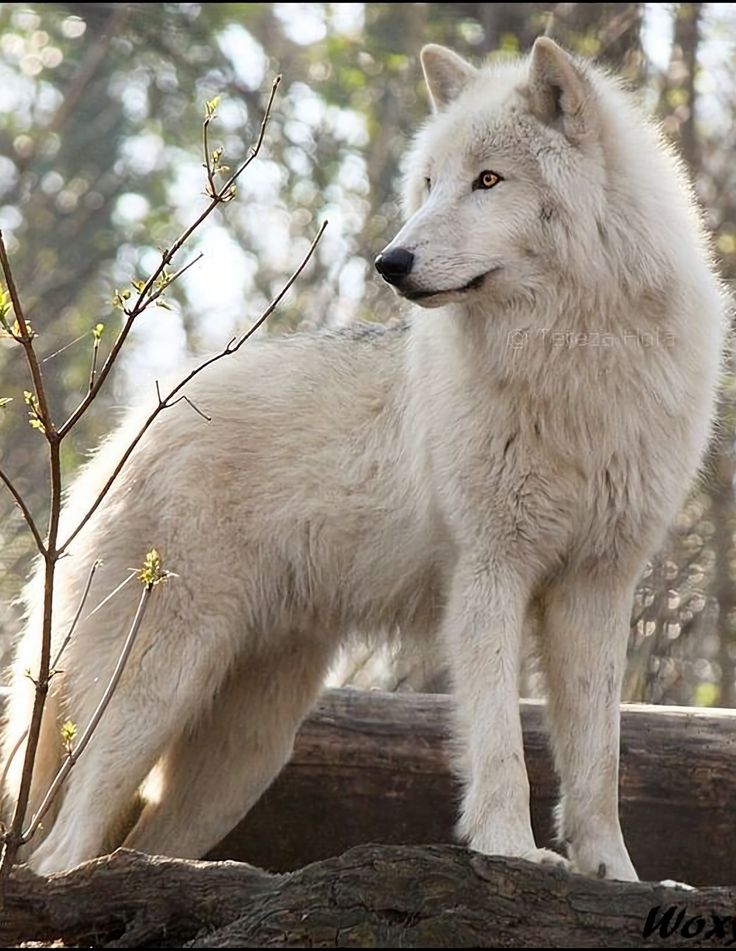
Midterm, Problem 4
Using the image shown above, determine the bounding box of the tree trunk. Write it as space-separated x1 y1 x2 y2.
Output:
4 845 736 948
209 689 736 888
663 3 702 173
5 690 736 947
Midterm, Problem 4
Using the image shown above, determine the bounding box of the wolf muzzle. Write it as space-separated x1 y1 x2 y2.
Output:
375 247 414 286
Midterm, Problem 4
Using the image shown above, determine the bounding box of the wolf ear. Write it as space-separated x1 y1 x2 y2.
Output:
421 45 477 111
528 37 597 142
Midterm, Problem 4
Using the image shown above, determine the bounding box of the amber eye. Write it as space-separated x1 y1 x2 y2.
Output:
474 170 503 190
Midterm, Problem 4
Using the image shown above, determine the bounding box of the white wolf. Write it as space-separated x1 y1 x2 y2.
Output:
2 39 725 880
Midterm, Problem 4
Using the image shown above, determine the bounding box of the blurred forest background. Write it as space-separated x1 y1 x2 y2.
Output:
0 2 735 706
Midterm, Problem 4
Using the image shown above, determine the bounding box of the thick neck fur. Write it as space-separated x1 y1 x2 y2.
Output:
399 50 726 421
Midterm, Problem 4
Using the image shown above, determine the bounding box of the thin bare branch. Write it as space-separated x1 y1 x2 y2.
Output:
0 233 55 437
231 223 327 350
227 75 282 188
0 560 100 791
146 252 204 309
0 734 26 798
60 221 326 556
0 238 63 890
41 330 89 364
170 394 212 422
1 516 60 885
203 113 218 199
85 569 137 621
51 560 100 673
21 583 153 842
0 72 299 893
88 338 101 393
0 467 45 553
58 78 281 440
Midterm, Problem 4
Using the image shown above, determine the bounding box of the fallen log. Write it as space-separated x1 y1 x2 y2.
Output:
210 689 736 886
4 691 736 947
4 845 736 948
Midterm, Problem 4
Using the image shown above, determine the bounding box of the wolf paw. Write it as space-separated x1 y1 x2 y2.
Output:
659 878 695 891
568 844 638 882
521 847 571 870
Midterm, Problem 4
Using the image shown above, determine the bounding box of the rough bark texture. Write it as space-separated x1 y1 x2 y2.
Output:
211 689 736 887
4 690 736 947
3 845 736 948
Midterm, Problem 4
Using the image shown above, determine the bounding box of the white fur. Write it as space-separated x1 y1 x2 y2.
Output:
2 40 726 880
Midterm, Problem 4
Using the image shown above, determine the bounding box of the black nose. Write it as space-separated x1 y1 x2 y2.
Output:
375 247 415 285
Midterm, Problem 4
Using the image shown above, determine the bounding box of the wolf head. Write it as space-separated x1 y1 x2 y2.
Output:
375 39 683 315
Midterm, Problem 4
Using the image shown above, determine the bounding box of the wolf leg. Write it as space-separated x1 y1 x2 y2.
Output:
26 624 247 876
447 560 564 867
539 575 638 881
123 639 332 859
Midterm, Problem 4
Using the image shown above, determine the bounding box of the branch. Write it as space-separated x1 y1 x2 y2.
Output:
0 467 45 553
88 332 101 393
0 560 100 793
59 220 326 555
0 233 54 437
50 559 100 674
145 251 203 308
41 329 90 364
2 844 732 949
0 72 305 894
21 582 154 842
58 75 282 440
203 105 218 199
85 568 138 619
0 511 60 887
0 564 99 794
228 223 328 350
0 238 63 890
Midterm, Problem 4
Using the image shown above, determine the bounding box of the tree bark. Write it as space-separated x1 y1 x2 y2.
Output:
664 3 702 173
209 689 736 887
3 844 736 948
4 690 736 947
